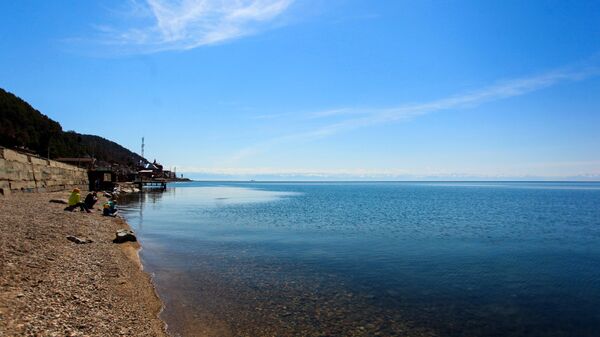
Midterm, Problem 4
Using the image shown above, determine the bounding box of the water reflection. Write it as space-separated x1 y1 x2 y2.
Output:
119 189 169 230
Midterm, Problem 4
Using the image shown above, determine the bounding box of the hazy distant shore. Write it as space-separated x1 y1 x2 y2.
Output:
0 191 166 336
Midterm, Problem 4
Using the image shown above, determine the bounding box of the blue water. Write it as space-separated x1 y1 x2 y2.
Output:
120 182 600 337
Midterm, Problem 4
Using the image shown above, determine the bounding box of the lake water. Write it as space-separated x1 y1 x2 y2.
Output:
120 181 600 337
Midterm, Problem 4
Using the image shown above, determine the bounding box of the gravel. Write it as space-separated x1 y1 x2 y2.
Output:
0 191 167 337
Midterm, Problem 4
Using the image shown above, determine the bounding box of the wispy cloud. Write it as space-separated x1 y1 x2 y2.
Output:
228 63 600 162
97 0 294 53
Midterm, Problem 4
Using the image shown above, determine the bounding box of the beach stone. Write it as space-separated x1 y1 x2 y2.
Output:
49 199 68 204
66 236 93 244
113 229 136 243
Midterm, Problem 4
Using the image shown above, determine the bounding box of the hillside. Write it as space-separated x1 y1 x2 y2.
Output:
0 88 147 168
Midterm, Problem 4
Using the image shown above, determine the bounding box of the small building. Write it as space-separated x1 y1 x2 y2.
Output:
151 160 163 173
138 169 155 179
88 169 116 191
163 170 176 179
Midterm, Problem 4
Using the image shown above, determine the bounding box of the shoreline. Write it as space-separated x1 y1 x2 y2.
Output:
113 215 169 334
0 191 168 336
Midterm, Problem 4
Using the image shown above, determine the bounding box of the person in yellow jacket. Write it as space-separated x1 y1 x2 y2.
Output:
64 188 91 213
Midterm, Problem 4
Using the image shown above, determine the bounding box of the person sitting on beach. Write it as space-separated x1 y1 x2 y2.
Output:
102 199 118 217
64 188 91 213
84 191 98 210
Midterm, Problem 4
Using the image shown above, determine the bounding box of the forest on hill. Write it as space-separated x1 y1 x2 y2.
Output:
0 88 147 168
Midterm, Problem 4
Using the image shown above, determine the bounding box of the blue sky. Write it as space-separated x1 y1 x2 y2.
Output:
1 0 599 180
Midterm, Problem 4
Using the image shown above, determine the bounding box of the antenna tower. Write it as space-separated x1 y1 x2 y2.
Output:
141 137 145 159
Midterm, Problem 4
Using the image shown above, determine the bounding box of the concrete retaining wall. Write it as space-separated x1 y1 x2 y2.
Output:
0 147 88 195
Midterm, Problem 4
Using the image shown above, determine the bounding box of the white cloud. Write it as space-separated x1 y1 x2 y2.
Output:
228 63 600 162
102 0 294 52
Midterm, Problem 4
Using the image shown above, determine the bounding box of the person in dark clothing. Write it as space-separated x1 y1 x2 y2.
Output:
84 192 98 210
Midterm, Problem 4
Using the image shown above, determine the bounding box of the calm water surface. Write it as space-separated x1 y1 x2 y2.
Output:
120 182 600 337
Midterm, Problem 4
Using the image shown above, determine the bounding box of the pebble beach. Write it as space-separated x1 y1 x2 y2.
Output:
0 191 167 336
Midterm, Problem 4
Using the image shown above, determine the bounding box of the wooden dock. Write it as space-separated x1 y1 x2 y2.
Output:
133 179 167 190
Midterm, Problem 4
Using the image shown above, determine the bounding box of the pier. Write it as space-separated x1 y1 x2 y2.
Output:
133 179 167 190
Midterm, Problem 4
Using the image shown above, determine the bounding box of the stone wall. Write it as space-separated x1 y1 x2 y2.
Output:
0 147 88 195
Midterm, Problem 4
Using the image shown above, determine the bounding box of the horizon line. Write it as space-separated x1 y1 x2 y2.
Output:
176 179 600 183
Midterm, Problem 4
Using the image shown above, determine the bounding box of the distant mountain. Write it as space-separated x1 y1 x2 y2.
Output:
0 88 148 168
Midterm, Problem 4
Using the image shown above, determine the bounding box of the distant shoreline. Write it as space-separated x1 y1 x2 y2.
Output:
176 179 600 183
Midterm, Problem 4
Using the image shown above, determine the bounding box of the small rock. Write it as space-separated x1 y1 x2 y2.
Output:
66 236 93 244
113 229 136 243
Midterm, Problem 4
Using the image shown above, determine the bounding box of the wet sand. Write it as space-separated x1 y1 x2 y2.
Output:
0 191 167 336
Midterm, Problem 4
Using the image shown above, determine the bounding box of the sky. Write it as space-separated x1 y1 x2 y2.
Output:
1 0 599 180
